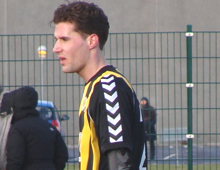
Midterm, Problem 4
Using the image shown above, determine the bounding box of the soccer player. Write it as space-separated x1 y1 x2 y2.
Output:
51 1 146 169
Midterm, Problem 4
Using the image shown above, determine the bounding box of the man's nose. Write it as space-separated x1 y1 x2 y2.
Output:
53 41 61 53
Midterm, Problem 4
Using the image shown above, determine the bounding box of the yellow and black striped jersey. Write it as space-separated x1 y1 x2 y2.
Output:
79 65 146 170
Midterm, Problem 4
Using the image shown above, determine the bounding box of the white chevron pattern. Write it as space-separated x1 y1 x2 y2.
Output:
108 125 122 136
106 103 119 114
101 75 123 143
109 136 123 143
102 82 116 91
107 114 121 125
104 91 117 103
101 75 114 83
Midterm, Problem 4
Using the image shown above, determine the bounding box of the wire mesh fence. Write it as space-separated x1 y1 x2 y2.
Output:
1 26 220 169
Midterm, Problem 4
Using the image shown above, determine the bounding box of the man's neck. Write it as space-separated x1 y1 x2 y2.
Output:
79 51 107 83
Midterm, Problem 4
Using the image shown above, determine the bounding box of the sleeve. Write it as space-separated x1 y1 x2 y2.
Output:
6 126 25 170
53 129 69 170
90 77 135 154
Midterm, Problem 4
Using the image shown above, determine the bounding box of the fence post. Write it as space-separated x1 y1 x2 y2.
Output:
186 24 193 170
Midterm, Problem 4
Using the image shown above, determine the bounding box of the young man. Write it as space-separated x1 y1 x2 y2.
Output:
51 2 146 170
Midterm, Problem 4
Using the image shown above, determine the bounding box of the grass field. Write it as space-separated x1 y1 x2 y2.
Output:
65 164 220 170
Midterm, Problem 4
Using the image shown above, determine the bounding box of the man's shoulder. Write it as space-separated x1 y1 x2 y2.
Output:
92 73 132 94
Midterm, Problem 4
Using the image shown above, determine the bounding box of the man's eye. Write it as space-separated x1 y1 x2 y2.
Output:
63 38 69 41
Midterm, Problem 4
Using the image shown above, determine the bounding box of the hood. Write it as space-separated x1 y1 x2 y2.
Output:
13 86 38 110
1 86 39 123
0 92 14 115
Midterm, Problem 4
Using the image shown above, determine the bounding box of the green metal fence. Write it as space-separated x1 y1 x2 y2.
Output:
1 25 220 170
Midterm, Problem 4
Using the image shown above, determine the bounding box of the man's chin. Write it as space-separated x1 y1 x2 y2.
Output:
62 68 74 73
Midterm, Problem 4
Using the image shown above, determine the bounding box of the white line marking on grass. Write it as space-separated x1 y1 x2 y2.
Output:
164 154 176 160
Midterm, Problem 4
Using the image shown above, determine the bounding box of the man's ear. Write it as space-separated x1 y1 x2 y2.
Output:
87 34 99 50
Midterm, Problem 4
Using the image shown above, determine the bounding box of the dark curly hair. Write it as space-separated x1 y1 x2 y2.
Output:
51 1 110 50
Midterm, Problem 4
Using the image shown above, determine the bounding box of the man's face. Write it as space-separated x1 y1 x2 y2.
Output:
53 22 90 74
140 100 147 108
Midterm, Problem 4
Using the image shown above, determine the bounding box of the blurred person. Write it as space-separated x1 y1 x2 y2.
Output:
51 1 146 170
0 90 13 170
0 86 68 170
140 97 157 160
0 85 4 100
0 85 3 95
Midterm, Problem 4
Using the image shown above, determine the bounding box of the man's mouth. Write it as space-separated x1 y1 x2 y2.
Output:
59 57 66 65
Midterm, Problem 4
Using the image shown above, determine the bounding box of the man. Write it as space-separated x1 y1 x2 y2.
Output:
0 85 3 95
51 2 146 169
0 85 3 99
140 97 157 160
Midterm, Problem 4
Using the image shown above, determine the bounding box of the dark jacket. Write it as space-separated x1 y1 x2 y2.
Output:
141 97 157 141
2 86 68 170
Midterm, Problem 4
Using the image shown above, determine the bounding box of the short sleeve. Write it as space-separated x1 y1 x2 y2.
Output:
90 75 136 153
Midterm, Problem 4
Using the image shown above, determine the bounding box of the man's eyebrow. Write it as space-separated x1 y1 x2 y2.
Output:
55 36 70 40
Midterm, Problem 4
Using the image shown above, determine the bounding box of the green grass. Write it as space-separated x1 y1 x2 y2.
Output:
65 164 79 170
65 164 220 170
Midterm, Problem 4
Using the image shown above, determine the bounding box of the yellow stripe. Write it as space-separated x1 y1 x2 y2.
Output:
79 81 91 116
104 71 133 90
90 118 100 169
79 81 92 170
80 111 90 170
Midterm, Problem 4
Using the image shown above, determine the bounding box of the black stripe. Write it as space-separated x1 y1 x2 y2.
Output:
87 138 94 170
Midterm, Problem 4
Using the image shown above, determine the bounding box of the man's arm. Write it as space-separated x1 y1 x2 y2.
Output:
107 148 132 170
